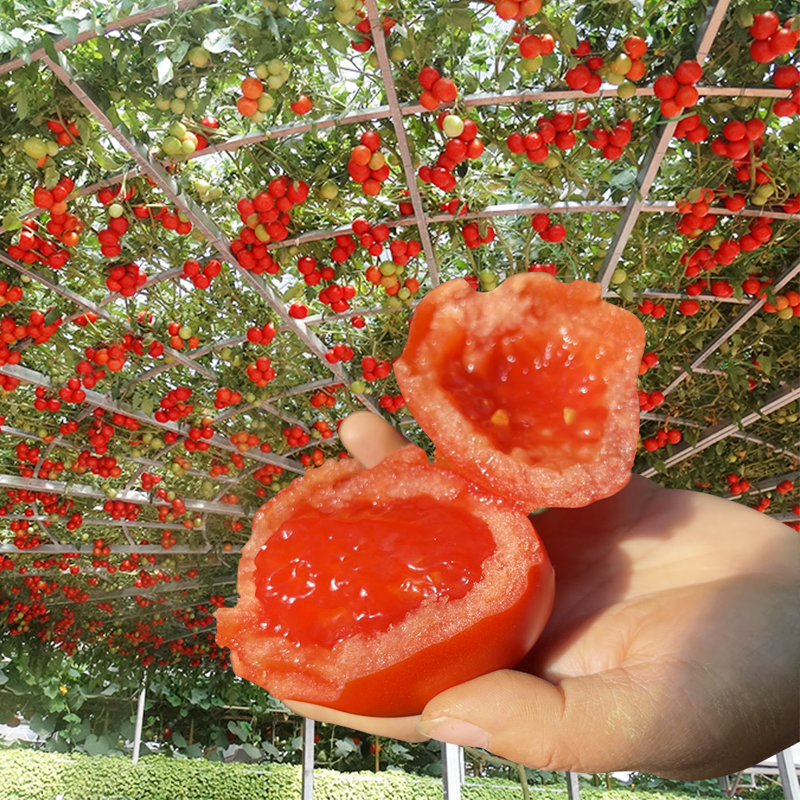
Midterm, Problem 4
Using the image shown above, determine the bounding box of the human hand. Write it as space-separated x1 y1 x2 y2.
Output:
284 412 800 778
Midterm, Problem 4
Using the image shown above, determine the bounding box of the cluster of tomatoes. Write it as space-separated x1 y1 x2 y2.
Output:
378 393 406 413
246 321 277 344
310 388 338 408
155 387 194 422
418 114 484 191
460 222 495 249
0 281 22 307
507 109 591 162
297 254 334 286
642 427 682 452
726 473 752 495
214 387 243 409
349 130 390 196
673 112 709 143
566 36 647 93
350 12 394 52
7 218 72 271
653 60 703 118
324 343 355 364
361 355 392 382
351 217 391 257
772 65 800 117
229 431 261 453
246 356 276 387
586 118 634 161
180 258 222 290
531 213 567 243
748 11 799 63
283 425 310 448
300 447 326 468
490 0 541 21
638 389 666 412
417 66 458 111
105 262 147 297
232 178 309 272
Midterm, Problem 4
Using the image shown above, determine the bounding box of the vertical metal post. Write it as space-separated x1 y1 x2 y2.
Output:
778 748 800 800
132 684 146 765
442 742 463 800
566 771 581 800
301 718 315 800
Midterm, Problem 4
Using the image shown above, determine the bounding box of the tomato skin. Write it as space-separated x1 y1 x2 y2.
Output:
311 556 554 717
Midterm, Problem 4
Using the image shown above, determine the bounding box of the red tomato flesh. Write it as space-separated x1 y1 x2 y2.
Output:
440 329 609 463
394 273 645 510
216 445 554 717
254 496 494 648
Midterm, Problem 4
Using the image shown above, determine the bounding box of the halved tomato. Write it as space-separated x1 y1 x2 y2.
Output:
215 445 554 716
394 273 645 510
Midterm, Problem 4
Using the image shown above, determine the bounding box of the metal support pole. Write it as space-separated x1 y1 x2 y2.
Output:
566 771 582 800
301 717 315 800
132 684 146 765
442 742 463 800
778 748 800 800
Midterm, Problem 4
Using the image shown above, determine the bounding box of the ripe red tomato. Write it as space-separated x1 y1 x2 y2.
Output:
394 274 645 510
216 446 554 717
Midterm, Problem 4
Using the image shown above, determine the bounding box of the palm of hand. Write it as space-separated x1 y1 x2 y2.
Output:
284 414 799 778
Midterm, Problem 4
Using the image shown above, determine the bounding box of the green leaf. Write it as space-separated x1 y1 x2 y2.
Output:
14 88 28 120
242 743 262 759
96 35 112 62
0 32 19 53
203 28 234 54
265 13 280 39
171 730 188 747
326 29 349 54
560 20 578 50
0 668 7 686
610 167 638 189
447 8 473 31
2 213 21 232
498 69 514 92
42 35 58 63
84 733 111 756
156 53 173 85
57 16 79 43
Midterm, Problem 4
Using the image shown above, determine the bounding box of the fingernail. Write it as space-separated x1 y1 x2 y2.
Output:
415 717 490 749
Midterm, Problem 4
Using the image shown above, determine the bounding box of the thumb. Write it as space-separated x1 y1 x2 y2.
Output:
415 665 668 773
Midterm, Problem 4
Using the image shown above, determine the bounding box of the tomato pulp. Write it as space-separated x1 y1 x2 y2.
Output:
253 496 495 648
395 273 645 509
216 445 554 716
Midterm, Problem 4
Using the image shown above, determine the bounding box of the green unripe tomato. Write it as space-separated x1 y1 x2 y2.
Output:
320 180 339 199
350 380 366 394
155 96 171 111
108 203 125 218
611 268 628 285
442 115 465 138
617 80 637 99
173 86 188 99
23 137 48 159
187 47 210 68
520 55 543 72
169 98 186 115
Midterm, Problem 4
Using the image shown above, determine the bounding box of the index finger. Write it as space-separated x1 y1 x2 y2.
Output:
338 411 410 467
